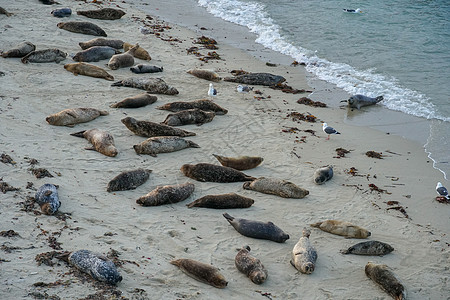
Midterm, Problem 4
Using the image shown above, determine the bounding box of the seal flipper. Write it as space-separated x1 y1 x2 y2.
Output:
70 130 86 138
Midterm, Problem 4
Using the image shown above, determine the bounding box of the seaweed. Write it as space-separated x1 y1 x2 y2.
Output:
366 151 383 159
297 97 327 107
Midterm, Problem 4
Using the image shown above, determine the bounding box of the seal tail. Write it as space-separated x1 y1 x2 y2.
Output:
212 154 224 164
99 110 109 116
310 222 322 228
223 212 234 223
169 259 182 267
188 141 200 148
242 182 252 190
244 175 257 181
375 96 384 103
111 81 123 87
70 130 86 138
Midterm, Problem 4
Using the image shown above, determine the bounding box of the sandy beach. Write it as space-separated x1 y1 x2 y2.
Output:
1 1 449 299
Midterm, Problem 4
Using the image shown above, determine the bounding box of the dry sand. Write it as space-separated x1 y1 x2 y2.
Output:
0 1 449 299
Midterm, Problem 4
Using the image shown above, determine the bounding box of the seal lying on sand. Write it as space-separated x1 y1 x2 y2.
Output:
223 72 286 86
35 183 60 215
213 154 263 171
341 94 384 110
187 69 221 82
157 99 228 115
21 49 66 63
107 44 138 70
51 8 72 18
110 93 157 108
170 258 228 289
133 136 200 157
64 62 114 81
243 177 309 199
46 107 108 126
77 8 125 20
235 246 268 284
136 182 194 206
130 64 163 74
73 46 120 62
162 109 215 126
57 21 107 37
71 129 118 157
313 166 333 185
341 241 394 256
123 42 151 60
310 220 371 238
187 193 254 209
1 42 35 58
79 38 124 50
181 163 256 183
121 117 196 137
111 77 179 95
291 228 317 274
106 169 152 192
365 262 406 300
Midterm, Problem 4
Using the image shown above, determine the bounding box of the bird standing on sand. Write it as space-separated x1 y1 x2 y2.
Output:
322 123 341 140
436 182 449 199
237 85 253 93
208 83 217 100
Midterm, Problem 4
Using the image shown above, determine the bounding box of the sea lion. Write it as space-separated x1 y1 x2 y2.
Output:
213 154 263 171
156 99 228 115
123 42 151 60
21 49 66 64
133 136 200 157
181 163 256 183
341 94 384 110
46 107 109 126
35 183 60 215
108 44 138 70
57 21 107 37
235 246 268 284
64 62 114 81
187 69 221 82
121 117 196 138
68 250 122 285
170 258 228 289
77 8 125 20
186 193 254 209
310 220 371 238
365 262 406 300
51 8 71 18
162 109 215 126
110 93 157 108
130 64 163 74
223 72 286 86
243 177 309 199
73 46 120 62
70 129 118 157
0 7 13 16
290 228 317 274
340 241 394 256
136 182 195 206
106 169 152 192
79 38 124 50
223 213 289 243
1 42 35 58
313 166 333 185
111 77 179 95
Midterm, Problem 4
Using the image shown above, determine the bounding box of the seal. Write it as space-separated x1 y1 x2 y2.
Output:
21 49 66 64
187 69 221 82
77 8 126 20
313 166 333 185
111 77 179 95
110 93 157 108
106 168 152 192
341 94 383 110
161 108 215 126
156 99 228 115
186 193 254 209
310 220 371 238
341 241 394 256
73 46 120 62
136 182 195 206
79 38 124 50
213 154 263 171
107 44 138 70
223 72 286 86
290 228 317 274
235 246 268 284
121 117 196 137
57 21 107 37
365 262 406 300
223 212 289 243
70 128 118 157
133 136 200 157
1 42 35 58
64 62 114 81
0 7 13 16
170 258 228 289
46 107 109 126
51 8 71 18
181 163 256 183
67 250 122 285
243 177 309 199
35 183 60 215
123 42 151 60
130 64 163 74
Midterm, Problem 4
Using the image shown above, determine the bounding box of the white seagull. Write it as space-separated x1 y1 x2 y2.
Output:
237 85 253 93
322 123 341 140
436 182 450 199
208 83 217 99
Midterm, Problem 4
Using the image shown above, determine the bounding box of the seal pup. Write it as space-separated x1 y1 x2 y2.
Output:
46 107 108 126
235 246 268 284
51 8 71 18
130 64 163 74
187 69 221 82
0 7 13 16
77 8 125 20
106 169 152 192
313 166 333 185
213 154 263 171
223 72 286 86
79 38 124 50
322 122 341 140
365 262 406 300
136 182 194 206
187 193 254 209
73 46 120 62
341 94 383 110
121 117 196 138
341 241 394 256
64 62 114 81
223 213 289 243
35 183 60 215
436 182 449 199
133 136 200 157
70 129 118 157
123 42 151 60
181 163 256 183
57 21 107 37
310 220 371 238
21 49 66 64
1 42 35 58
162 109 215 126
290 228 317 274
170 258 228 289
157 99 228 115
243 177 309 199
110 93 157 108
111 77 179 95
108 44 138 70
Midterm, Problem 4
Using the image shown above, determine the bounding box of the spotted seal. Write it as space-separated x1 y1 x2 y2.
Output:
341 241 394 256
107 44 138 70
162 109 215 126
57 21 107 37
223 72 286 86
341 94 384 110
77 8 125 20
243 177 309 199
21 49 66 63
46 107 108 126
111 78 179 95
130 64 163 74
213 154 263 171
123 42 151 60
181 163 256 183
223 212 289 243
64 62 114 81
290 228 317 274
313 166 333 185
136 182 195 206
365 262 406 300
186 193 254 209
70 128 118 157
121 117 196 137
35 183 60 215
187 69 221 82
106 169 152 192
79 38 124 50
110 93 157 108
170 258 228 289
1 42 35 58
310 220 371 239
156 99 228 115
73 46 120 62
133 136 200 157
235 246 268 284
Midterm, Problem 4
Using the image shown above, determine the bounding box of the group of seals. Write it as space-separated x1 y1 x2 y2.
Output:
121 117 196 138
162 108 215 126
110 93 157 108
64 62 114 81
181 163 256 183
35 183 60 215
136 182 195 206
46 107 108 126
106 169 152 192
170 258 228 289
71 129 118 157
133 136 200 157
157 99 228 115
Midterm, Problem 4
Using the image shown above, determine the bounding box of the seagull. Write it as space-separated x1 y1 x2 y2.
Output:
237 85 253 93
436 182 450 199
343 8 362 13
322 123 341 140
208 83 217 99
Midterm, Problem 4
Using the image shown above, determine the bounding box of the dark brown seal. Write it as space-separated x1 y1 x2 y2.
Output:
365 262 406 300
136 182 195 206
111 78 179 95
1 42 35 58
243 177 309 198
186 193 254 209
235 246 268 284
46 107 108 126
121 117 196 137
77 8 125 20
106 169 152 192
156 99 228 115
310 220 371 238
79 38 124 50
70 128 117 157
181 163 256 183
162 109 215 126
341 241 394 256
110 93 157 108
64 62 114 81
213 154 263 170
57 21 107 37
223 72 286 86
170 258 228 289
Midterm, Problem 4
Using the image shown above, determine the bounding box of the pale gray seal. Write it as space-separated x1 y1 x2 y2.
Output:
1 42 35 58
341 241 394 256
111 77 179 95
162 109 215 126
341 94 384 110
133 136 200 157
21 49 66 63
223 72 286 86
243 177 309 199
64 62 114 81
170 258 228 289
235 246 268 284
110 93 157 108
77 8 125 20
46 107 108 126
70 129 118 157
187 69 221 82
130 64 163 74
136 182 195 206
181 163 256 183
310 220 371 238
213 154 263 171
79 38 124 50
35 183 60 215
73 46 120 62
106 169 152 192
313 166 333 185
156 99 228 115
57 21 107 37
365 262 406 300
186 193 254 209
121 117 196 137
291 228 317 274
